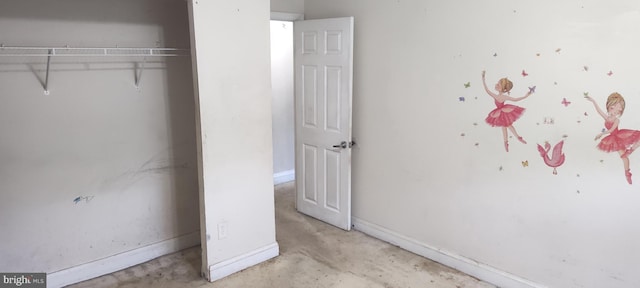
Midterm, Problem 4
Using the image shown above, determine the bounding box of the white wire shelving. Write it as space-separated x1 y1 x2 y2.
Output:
0 46 191 94
0 46 189 57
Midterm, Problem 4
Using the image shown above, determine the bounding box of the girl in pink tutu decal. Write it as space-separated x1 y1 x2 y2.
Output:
585 92 640 184
481 71 533 152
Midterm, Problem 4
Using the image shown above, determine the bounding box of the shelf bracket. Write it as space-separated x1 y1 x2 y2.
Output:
134 57 146 89
44 49 52 95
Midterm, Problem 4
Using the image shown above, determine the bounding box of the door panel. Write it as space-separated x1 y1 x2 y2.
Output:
302 65 318 127
294 17 354 231
303 144 318 203
325 66 342 131
325 150 341 211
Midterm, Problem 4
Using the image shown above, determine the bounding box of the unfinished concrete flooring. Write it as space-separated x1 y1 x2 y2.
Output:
69 182 496 288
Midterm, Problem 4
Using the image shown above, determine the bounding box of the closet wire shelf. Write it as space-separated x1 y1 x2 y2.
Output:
0 46 190 93
0 46 190 57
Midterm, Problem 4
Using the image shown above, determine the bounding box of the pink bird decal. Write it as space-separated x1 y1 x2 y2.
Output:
537 140 566 175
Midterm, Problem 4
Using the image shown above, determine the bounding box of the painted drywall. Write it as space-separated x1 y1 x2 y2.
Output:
188 0 278 280
0 0 199 280
304 1 640 288
271 0 304 14
270 20 295 177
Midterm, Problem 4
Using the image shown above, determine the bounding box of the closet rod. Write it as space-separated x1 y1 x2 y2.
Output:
0 46 190 57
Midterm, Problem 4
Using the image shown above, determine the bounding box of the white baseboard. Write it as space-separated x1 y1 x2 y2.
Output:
207 242 279 282
273 169 295 185
352 218 546 288
47 231 201 288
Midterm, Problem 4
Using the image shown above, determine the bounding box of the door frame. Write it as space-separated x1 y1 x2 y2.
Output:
271 12 304 22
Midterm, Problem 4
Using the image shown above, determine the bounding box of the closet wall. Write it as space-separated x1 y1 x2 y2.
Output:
0 0 199 281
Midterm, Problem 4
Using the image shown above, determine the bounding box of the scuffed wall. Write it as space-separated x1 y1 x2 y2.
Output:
0 0 199 275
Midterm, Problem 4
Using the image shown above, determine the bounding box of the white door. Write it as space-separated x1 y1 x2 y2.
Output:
294 17 354 231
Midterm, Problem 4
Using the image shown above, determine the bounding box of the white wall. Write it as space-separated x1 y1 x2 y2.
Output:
0 0 199 285
305 1 640 288
188 0 279 281
270 20 295 179
271 0 304 14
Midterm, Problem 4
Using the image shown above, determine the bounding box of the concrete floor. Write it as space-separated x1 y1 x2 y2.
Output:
69 182 496 288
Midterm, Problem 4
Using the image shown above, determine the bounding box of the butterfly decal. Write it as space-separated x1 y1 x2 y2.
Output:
521 70 529 77
464 82 471 88
522 160 529 167
528 86 536 93
458 96 465 102
607 70 613 76
561 98 571 107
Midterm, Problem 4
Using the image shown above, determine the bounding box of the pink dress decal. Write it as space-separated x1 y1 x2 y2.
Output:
597 120 640 152
485 100 525 127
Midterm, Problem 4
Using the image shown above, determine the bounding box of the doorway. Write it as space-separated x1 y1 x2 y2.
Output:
269 14 355 231
270 19 296 185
